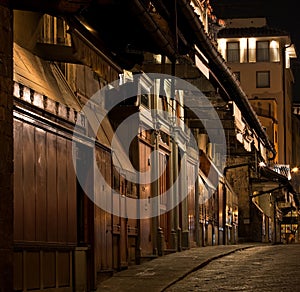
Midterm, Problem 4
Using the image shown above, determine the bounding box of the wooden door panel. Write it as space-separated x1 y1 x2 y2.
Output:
13 120 24 241
46 132 58 242
57 136 68 243
23 123 36 241
35 128 47 242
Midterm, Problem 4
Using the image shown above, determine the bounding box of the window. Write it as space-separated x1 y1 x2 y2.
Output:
140 93 149 108
226 42 240 63
256 41 269 62
39 14 71 45
256 71 270 88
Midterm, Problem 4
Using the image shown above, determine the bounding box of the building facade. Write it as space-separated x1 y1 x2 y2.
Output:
217 17 297 165
0 1 286 291
216 17 299 244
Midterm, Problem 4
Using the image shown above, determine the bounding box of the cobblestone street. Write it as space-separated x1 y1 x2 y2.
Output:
166 244 300 291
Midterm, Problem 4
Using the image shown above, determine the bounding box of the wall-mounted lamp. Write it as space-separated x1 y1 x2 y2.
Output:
259 161 266 167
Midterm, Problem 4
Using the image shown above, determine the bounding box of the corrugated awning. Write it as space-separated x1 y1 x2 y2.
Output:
69 26 121 81
199 168 216 191
14 42 81 111
259 167 296 196
260 166 289 183
13 42 136 178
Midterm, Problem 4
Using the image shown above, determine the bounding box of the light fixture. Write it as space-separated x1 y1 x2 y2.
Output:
259 161 266 167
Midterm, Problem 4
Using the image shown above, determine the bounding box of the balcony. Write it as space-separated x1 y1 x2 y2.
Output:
250 105 277 122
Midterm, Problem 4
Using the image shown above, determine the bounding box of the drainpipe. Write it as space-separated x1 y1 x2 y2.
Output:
283 45 287 164
282 43 292 164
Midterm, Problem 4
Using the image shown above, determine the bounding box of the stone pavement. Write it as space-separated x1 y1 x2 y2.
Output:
97 244 258 292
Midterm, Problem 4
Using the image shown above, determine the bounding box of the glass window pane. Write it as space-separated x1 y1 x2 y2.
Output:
227 42 240 63
257 41 269 62
257 71 270 88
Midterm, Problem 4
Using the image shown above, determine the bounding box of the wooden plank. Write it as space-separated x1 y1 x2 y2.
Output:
187 161 196 245
13 252 23 290
97 148 113 270
13 120 24 241
25 251 40 290
94 206 101 272
57 136 68 243
100 207 109 269
112 235 119 270
46 132 58 242
94 148 113 271
33 43 81 63
57 251 70 287
104 150 113 270
120 217 127 268
138 143 153 255
159 152 169 246
23 123 36 241
43 251 56 289
67 140 77 244
128 236 136 265
94 149 102 272
35 128 47 242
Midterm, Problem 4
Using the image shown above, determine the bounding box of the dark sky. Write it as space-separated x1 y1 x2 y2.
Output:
210 0 299 46
210 0 300 99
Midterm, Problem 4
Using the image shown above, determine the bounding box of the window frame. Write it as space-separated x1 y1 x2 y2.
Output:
256 41 270 62
226 41 240 63
256 71 270 88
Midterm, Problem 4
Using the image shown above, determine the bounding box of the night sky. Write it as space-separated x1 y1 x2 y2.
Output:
210 0 300 100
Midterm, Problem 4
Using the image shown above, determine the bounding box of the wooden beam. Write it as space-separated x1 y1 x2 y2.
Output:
0 5 13 291
1 0 92 13
33 42 81 63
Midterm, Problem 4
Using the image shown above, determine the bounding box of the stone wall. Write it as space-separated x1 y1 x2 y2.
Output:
225 156 252 241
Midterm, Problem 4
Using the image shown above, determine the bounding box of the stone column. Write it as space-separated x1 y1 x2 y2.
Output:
0 4 13 292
